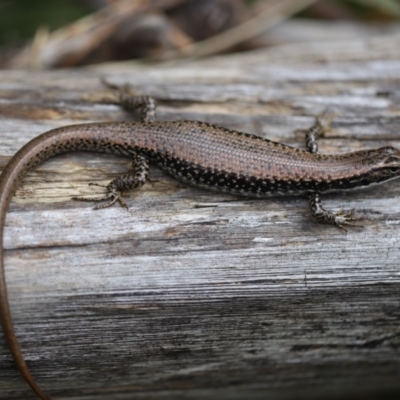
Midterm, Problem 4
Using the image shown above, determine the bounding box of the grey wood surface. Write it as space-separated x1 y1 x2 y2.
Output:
1 21 400 400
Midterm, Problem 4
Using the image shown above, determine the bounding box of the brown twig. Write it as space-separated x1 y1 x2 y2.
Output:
161 0 320 60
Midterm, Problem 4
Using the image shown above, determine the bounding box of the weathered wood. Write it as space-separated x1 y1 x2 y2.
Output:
1 21 400 400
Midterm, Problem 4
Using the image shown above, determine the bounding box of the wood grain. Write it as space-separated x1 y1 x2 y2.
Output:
1 20 400 400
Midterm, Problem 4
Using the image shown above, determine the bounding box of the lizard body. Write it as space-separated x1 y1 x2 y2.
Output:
1 92 400 400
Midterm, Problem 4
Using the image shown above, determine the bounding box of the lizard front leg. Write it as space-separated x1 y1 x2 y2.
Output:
305 112 361 231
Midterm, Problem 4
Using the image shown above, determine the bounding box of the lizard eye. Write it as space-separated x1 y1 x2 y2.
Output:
385 156 400 164
390 167 400 174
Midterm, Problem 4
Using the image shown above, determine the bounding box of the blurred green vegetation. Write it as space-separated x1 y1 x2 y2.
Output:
0 0 399 50
0 0 91 48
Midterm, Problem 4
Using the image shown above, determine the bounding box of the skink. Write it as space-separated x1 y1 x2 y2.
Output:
1 89 400 400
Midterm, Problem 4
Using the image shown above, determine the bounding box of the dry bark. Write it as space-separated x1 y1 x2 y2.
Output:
0 20 400 400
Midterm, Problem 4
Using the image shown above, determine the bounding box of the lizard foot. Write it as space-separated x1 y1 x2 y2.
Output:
72 183 129 210
330 209 363 232
309 193 363 232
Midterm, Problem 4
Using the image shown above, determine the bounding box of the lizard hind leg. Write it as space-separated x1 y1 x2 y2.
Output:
72 153 149 210
101 78 156 123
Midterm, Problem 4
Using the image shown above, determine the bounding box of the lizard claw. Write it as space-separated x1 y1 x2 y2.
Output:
72 183 129 210
332 210 363 232
309 193 363 232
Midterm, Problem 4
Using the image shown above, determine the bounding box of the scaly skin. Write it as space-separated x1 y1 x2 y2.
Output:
1 110 400 399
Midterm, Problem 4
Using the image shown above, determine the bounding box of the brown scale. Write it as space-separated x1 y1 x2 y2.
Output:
1 89 400 400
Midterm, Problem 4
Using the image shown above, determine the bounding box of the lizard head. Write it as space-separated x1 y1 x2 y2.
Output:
360 146 400 184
